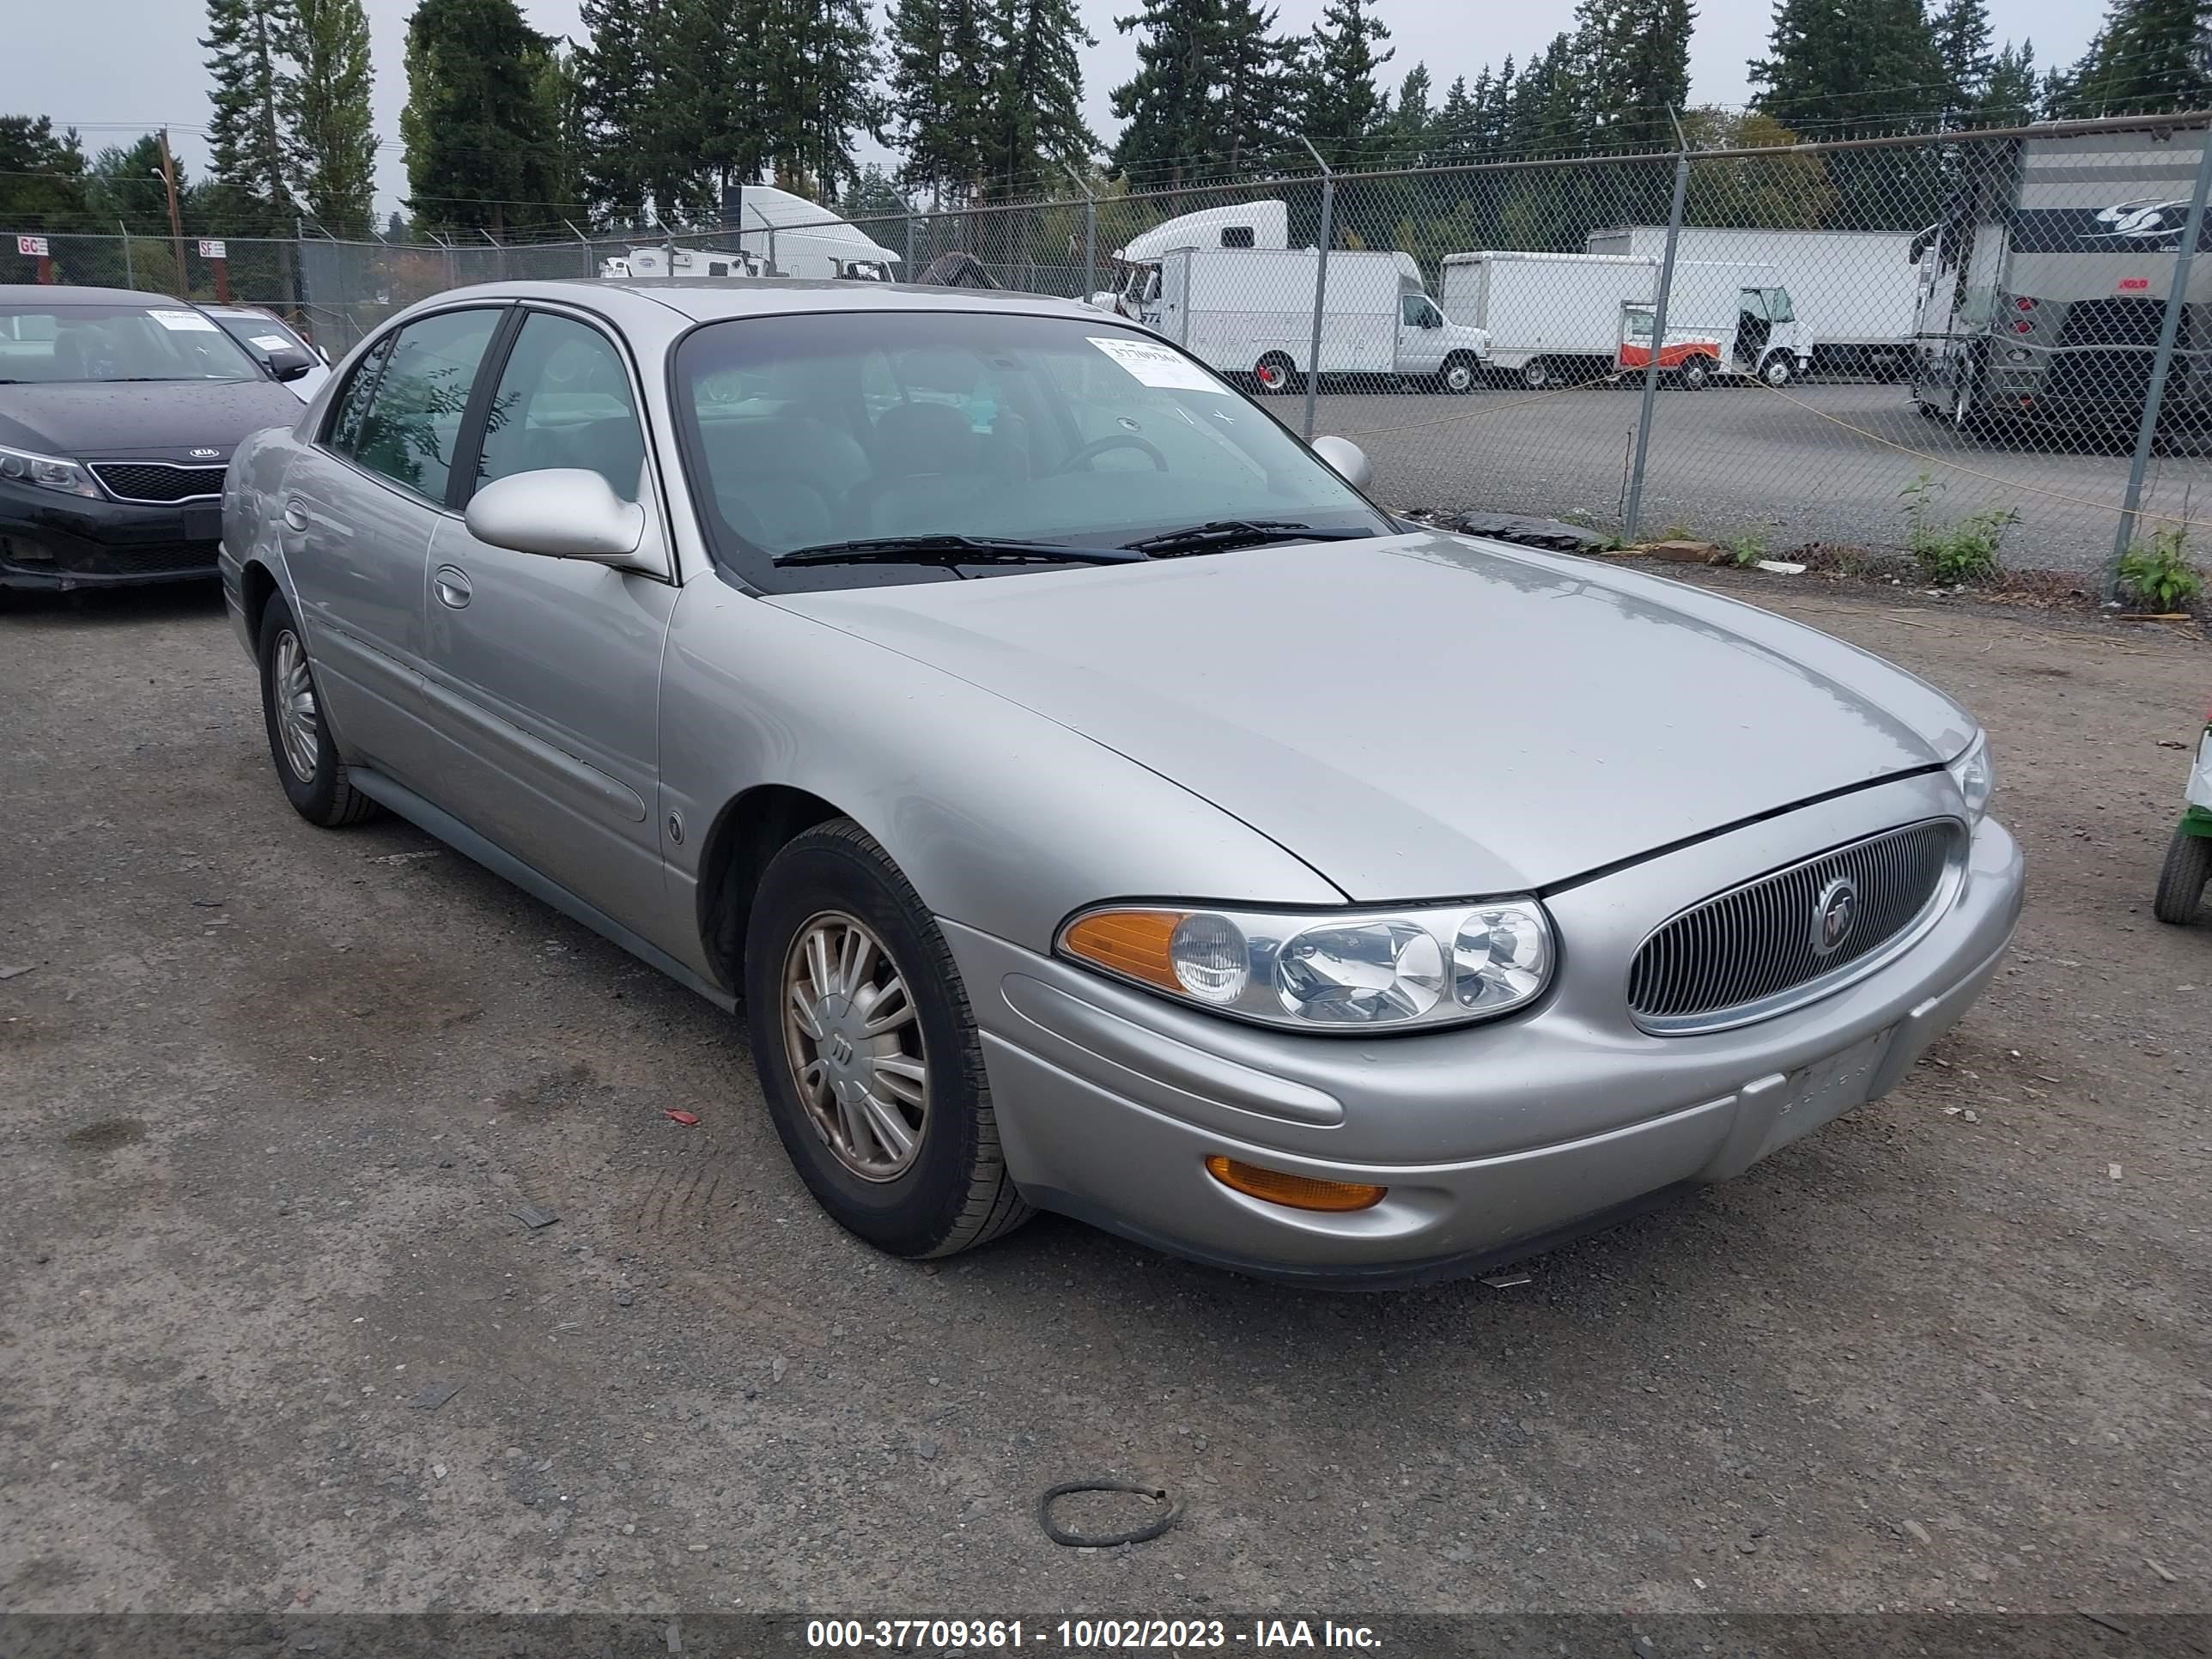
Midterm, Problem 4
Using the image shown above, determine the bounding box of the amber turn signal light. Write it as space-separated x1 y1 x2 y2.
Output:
1060 908 1188 992
1205 1155 1386 1213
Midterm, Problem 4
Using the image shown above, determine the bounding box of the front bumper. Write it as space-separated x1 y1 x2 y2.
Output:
950 773 2023 1285
0 481 224 591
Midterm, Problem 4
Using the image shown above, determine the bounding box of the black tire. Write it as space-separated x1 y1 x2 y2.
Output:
1677 356 1713 391
257 594 377 828
2154 829 2211 925
1759 351 1795 387
1253 352 1297 395
744 818 1032 1258
1520 358 1551 391
1438 354 1480 395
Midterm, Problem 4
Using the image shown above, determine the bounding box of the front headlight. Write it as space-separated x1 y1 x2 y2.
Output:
0 442 99 499
1948 731 1995 824
1058 898 1555 1032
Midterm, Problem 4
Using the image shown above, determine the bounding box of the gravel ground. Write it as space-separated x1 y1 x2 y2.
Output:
0 576 2207 1626
1285 381 2212 577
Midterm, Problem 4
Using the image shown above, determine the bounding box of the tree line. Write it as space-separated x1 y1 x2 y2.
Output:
2 0 2210 245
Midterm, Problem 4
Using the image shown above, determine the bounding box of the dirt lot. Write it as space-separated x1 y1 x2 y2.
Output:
0 574 2207 1628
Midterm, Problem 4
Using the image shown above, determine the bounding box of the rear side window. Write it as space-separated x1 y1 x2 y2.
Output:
473 312 644 503
349 308 504 502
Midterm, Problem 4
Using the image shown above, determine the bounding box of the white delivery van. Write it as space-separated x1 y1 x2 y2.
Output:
1588 225 1918 375
1142 246 1492 393
1618 259 1811 388
1439 251 1663 389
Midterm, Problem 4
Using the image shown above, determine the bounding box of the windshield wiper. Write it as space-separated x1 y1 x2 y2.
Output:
774 535 1147 572
1124 520 1378 557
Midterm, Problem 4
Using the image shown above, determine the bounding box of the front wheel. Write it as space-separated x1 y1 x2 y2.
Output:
2154 829 2211 925
744 819 1032 1258
257 594 377 827
1438 355 1481 395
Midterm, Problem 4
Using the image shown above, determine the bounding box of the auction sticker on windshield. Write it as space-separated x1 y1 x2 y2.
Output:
1089 335 1227 392
149 310 221 332
251 335 293 351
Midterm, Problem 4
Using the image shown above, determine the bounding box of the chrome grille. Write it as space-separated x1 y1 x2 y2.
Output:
91 462 227 504
1628 820 1960 1032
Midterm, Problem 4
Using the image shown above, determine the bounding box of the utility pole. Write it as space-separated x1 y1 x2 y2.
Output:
157 128 186 295
1296 136 1336 442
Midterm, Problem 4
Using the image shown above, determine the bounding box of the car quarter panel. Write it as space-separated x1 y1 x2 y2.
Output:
651 581 1347 985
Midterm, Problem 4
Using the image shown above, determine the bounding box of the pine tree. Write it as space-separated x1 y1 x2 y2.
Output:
283 0 376 234
204 0 297 230
534 37 588 222
400 0 556 234
1929 0 1995 122
577 0 713 227
890 0 995 200
1433 73 1477 159
747 0 887 204
1109 0 1217 188
85 137 175 235
1297 0 1393 166
975 0 1094 199
1389 62 1434 163
1575 0 1694 150
1747 0 1947 137
2061 0 2212 115
1979 38 2039 122
0 118 93 232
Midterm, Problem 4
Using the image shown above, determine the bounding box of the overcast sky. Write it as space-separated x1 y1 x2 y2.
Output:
3 0 2100 216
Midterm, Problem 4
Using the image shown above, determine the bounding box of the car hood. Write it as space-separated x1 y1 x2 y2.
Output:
776 532 1976 900
0 380 301 461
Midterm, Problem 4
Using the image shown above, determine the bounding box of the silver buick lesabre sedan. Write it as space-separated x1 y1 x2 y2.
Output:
222 279 2023 1285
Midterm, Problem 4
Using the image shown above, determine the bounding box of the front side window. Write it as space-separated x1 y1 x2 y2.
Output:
674 309 1389 590
474 311 645 503
349 308 504 502
0 302 260 383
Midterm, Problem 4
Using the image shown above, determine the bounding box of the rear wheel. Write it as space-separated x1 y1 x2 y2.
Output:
1520 357 1552 391
1253 352 1297 394
1438 354 1480 395
257 594 377 828
1677 356 1714 391
1759 351 1795 387
744 819 1031 1258
2154 829 2211 925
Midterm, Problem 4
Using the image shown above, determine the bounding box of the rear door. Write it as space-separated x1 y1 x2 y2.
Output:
280 305 507 786
418 304 677 933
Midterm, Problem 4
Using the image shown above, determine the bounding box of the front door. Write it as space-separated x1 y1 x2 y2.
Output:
282 307 507 787
418 306 675 934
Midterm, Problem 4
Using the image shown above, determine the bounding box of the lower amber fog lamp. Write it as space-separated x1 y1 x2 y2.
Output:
1205 1155 1386 1212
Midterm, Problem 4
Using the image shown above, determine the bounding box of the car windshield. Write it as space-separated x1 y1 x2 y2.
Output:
210 312 309 358
675 309 1389 588
0 302 263 383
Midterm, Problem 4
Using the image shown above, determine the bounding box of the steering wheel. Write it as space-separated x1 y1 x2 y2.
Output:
1054 434 1169 474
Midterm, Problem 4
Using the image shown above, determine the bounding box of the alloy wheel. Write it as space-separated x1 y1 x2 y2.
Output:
271 629 320 783
781 909 929 1181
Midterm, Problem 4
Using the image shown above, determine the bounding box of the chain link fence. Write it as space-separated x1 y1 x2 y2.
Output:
10 110 2208 586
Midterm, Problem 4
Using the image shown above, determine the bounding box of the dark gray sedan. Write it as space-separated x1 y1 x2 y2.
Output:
222 279 2022 1285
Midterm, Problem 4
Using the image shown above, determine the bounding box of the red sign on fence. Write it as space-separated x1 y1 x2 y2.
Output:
15 234 48 257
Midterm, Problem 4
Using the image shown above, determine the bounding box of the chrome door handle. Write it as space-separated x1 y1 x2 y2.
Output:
433 565 472 609
282 500 310 532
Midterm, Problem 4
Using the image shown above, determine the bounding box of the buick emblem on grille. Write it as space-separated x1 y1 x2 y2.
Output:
188 447 222 459
1812 876 1860 957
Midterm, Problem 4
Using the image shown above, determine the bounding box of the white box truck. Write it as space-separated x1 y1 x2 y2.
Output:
1440 251 1811 388
1438 252 1661 389
1142 246 1493 393
1587 225 1919 375
1617 259 1812 388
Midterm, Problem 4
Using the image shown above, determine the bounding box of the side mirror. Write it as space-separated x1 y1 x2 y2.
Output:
266 343 318 382
465 469 647 564
1310 435 1373 489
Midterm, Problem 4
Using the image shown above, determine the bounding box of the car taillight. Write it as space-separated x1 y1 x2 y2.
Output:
2013 295 2037 311
2012 319 2034 333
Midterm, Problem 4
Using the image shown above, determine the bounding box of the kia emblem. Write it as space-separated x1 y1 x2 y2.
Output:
188 447 222 459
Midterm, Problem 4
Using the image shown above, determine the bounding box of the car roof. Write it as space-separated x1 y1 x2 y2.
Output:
0 283 194 307
400 276 1115 328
